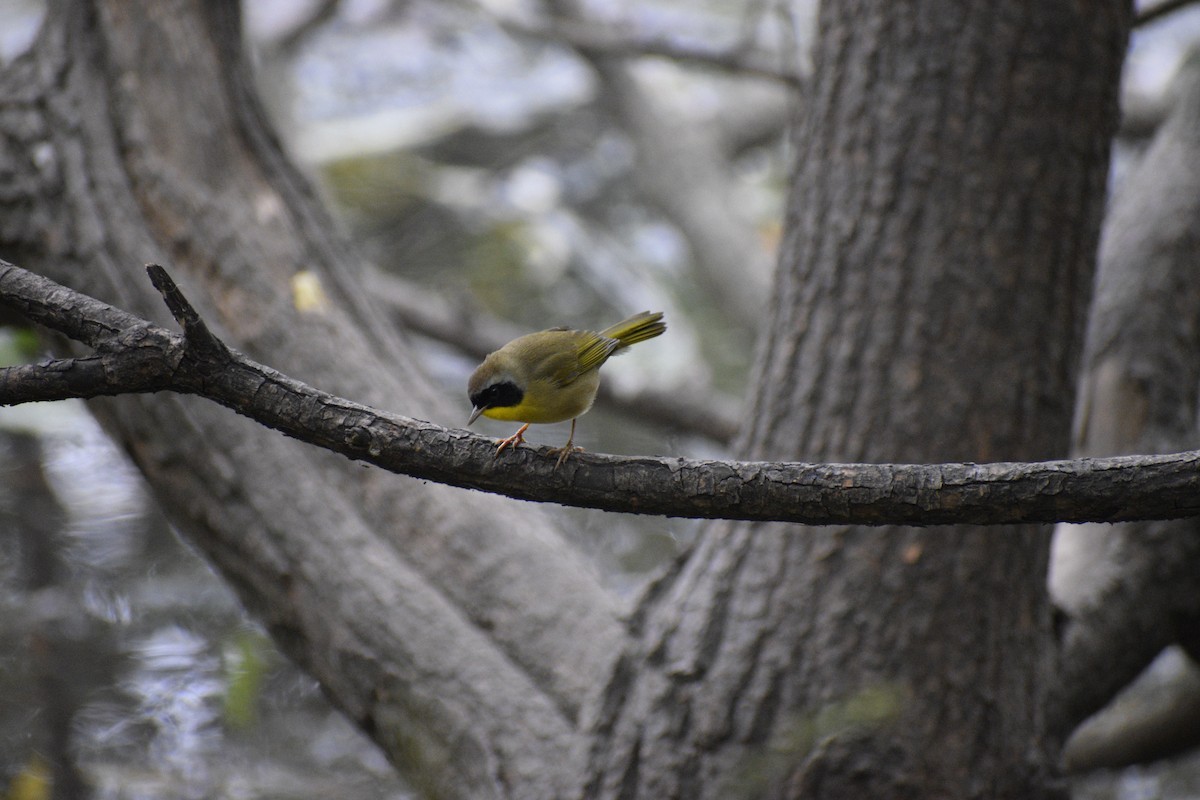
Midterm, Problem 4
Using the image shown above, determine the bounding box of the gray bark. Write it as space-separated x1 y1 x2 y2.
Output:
0 1 1139 797
8 260 1200 529
1052 51 1200 743
0 2 624 796
583 2 1129 798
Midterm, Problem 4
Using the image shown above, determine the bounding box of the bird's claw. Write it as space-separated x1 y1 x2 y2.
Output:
494 424 529 458
546 444 584 469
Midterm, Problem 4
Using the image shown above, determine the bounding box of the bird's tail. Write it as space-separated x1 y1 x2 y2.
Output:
602 311 666 350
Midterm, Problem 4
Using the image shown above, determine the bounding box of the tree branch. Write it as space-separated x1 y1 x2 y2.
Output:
491 10 805 87
4 259 1200 528
144 263 230 361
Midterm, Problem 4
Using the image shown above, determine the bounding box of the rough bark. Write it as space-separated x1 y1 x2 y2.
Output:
0 1 1141 798
0 2 624 796
583 3 1129 798
7 259 1200 529
1051 52 1200 741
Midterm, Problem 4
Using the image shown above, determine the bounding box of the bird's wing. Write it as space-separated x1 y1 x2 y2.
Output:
533 331 618 387
572 332 621 377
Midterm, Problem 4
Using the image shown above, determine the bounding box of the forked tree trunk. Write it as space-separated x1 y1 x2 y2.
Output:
0 1 1130 798
583 2 1129 798
0 2 619 797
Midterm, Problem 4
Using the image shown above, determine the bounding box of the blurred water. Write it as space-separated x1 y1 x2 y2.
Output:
129 627 224 788
0 405 411 799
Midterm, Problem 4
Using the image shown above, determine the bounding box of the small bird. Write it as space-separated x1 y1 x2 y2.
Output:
468 311 666 467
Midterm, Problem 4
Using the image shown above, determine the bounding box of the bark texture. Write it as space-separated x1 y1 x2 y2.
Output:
8 259 1200 530
1052 51 1200 741
584 3 1130 798
0 1 1138 798
0 2 624 796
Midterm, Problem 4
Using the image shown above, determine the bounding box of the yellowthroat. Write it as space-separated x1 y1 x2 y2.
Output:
467 311 666 466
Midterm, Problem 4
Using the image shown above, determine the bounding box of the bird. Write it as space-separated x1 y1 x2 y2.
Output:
467 311 666 467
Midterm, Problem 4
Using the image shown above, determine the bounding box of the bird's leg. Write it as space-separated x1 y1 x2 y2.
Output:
547 418 584 468
494 423 530 458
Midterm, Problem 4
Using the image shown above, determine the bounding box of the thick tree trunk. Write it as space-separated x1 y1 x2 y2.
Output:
583 2 1129 798
0 2 622 796
0 1 1134 798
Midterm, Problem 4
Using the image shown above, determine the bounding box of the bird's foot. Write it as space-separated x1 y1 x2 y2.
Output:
546 419 581 468
494 424 530 458
546 444 584 469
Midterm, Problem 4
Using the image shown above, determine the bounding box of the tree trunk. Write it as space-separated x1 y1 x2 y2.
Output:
1052 50 1200 745
0 1 1133 798
0 2 621 796
583 2 1129 798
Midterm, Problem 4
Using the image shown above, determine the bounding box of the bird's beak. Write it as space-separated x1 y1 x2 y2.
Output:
468 406 485 426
